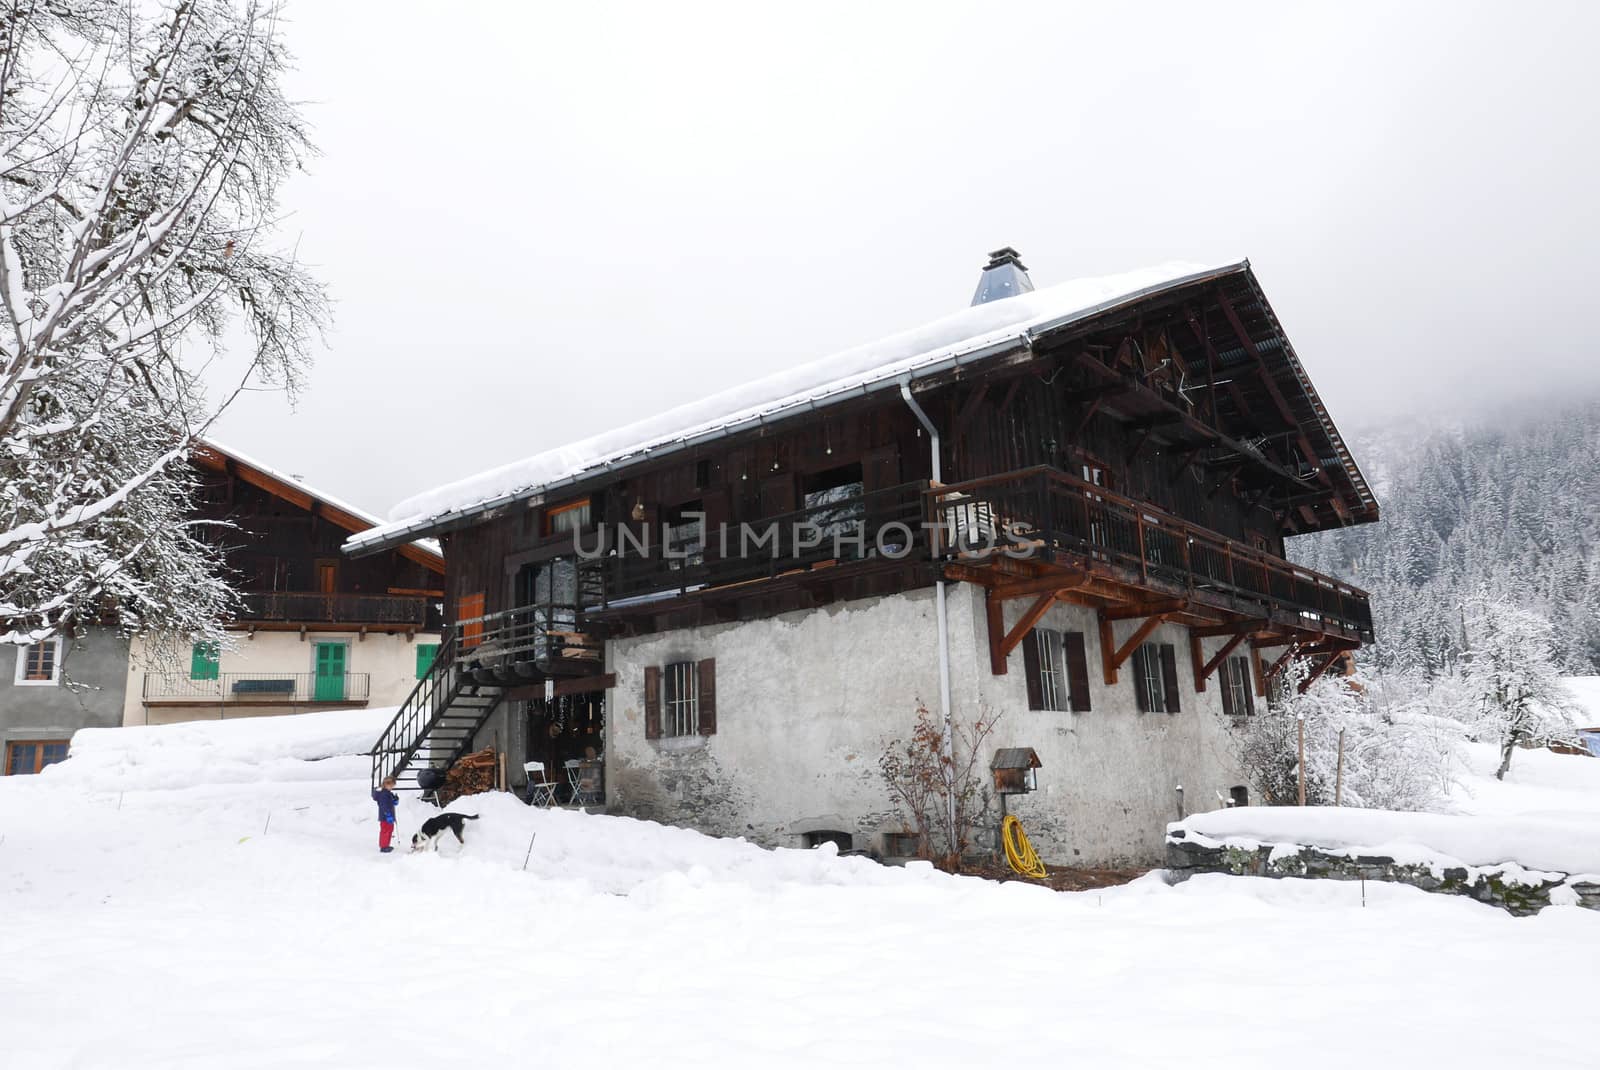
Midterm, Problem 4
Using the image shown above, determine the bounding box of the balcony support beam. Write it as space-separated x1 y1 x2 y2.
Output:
1100 611 1170 685
1191 631 1250 693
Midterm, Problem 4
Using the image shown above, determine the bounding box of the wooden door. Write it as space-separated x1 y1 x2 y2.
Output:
313 643 347 702
458 591 485 648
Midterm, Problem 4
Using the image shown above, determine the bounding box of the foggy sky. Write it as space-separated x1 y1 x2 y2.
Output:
211 1 1600 516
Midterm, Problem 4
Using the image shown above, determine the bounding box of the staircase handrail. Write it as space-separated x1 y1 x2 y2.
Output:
370 631 458 788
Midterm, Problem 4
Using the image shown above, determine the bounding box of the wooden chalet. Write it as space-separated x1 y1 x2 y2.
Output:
130 442 445 719
354 250 1377 835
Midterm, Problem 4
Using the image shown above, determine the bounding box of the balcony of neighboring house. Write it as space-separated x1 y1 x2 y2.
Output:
927 465 1373 647
141 671 373 711
233 591 443 634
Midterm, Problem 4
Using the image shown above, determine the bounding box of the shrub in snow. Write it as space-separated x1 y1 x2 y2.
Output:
0 2 327 656
1232 660 1460 810
879 703 1000 871
1461 597 1580 779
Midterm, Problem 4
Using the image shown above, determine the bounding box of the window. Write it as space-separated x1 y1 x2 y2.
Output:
415 643 440 680
13 640 61 686
5 740 68 775
802 464 866 557
663 501 705 569
644 659 717 740
190 641 221 681
544 497 592 537
1220 655 1256 717
1132 642 1180 714
1022 628 1091 712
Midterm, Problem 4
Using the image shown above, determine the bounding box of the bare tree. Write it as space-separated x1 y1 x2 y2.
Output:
0 1 327 654
880 702 1000 871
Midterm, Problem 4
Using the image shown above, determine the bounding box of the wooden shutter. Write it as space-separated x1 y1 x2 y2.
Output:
1160 644 1181 714
1132 646 1152 713
697 658 717 735
643 665 662 740
415 643 438 680
1064 632 1091 712
1219 659 1237 718
1021 628 1044 710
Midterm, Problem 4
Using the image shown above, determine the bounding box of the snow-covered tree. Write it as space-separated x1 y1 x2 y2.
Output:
1461 597 1578 779
0 1 326 654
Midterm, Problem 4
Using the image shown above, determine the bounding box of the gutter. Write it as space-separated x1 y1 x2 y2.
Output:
344 260 1250 559
898 378 958 850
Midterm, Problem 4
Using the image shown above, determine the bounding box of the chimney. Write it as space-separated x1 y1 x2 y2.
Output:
970 247 1034 306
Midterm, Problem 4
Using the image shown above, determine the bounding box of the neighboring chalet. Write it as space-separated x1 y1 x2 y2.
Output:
123 442 446 725
349 252 1378 864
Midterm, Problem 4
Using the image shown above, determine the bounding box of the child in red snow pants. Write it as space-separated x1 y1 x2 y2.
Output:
372 776 399 853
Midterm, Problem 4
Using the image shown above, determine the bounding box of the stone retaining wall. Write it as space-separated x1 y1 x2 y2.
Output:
1165 829 1600 916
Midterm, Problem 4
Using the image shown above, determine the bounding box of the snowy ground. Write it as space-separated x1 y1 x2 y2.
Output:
2 711 1598 1069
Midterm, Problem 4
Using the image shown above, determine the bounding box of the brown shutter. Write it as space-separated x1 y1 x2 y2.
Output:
1021 628 1044 710
1219 659 1237 718
1132 646 1152 713
697 658 717 735
1160 644 1181 714
1064 632 1091 712
644 665 662 740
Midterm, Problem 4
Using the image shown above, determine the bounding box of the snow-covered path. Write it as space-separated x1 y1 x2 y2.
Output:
2 711 1596 1069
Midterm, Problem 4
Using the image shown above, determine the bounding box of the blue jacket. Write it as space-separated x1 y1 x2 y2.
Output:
372 788 398 824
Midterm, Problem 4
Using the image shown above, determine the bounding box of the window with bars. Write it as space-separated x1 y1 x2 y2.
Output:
1022 628 1091 712
1220 655 1256 717
5 740 68 775
644 659 717 740
1132 642 1180 714
14 640 60 686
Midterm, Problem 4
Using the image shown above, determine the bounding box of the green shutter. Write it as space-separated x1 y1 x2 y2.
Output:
190 642 220 681
415 643 439 680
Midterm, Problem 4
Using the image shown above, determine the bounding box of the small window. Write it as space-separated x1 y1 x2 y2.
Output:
1229 785 1250 808
1132 642 1180 714
14 640 61 686
1023 628 1091 712
190 641 221 681
544 497 592 537
1220 655 1255 717
415 643 440 680
694 459 712 489
663 501 705 569
663 661 699 738
5 740 69 775
802 830 853 851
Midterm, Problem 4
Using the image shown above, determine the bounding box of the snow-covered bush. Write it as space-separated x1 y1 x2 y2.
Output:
1232 660 1460 810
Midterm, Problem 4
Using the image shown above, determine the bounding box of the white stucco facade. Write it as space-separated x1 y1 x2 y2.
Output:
603 584 1271 867
123 629 440 726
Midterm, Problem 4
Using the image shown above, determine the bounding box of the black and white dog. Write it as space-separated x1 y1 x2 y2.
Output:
410 812 479 852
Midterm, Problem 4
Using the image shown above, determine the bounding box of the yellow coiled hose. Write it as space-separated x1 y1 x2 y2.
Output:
1001 814 1048 879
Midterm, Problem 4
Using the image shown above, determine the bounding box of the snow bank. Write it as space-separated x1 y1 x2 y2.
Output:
1564 675 1600 727
45 707 393 791
356 259 1243 547
1172 806 1599 877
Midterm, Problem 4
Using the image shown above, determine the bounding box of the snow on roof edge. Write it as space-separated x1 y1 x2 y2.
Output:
346 258 1248 554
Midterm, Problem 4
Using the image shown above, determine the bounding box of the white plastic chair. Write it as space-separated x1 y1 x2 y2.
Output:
523 760 558 807
567 758 603 807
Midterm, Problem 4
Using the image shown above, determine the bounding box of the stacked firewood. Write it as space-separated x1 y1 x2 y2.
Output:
437 748 498 806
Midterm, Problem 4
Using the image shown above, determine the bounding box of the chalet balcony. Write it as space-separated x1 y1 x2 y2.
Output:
141 671 372 707
591 479 933 612
236 591 441 631
929 466 1373 644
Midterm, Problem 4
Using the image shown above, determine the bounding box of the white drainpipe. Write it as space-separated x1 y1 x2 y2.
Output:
898 379 957 845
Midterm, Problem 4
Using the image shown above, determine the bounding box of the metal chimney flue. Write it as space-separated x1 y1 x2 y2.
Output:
970 247 1034 306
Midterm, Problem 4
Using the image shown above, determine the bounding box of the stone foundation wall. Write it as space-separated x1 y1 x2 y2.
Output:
1165 830 1600 916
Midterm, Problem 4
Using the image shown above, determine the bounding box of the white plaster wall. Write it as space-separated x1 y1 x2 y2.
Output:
607 583 1280 866
123 630 439 725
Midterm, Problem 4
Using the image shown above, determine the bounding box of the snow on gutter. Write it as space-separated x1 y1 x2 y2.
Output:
344 259 1249 558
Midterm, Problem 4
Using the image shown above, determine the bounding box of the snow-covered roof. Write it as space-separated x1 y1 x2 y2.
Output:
197 440 444 565
346 258 1247 555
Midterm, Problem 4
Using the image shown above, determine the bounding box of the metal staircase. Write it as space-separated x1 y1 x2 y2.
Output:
370 633 505 791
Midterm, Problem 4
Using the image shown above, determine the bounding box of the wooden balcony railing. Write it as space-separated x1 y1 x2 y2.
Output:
237 591 437 628
142 671 372 705
928 466 1373 640
595 480 932 607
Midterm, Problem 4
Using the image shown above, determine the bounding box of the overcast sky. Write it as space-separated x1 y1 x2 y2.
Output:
211 0 1600 517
